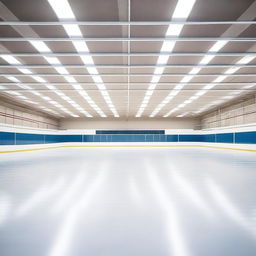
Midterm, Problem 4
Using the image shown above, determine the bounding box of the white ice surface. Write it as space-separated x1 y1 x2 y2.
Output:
0 147 256 256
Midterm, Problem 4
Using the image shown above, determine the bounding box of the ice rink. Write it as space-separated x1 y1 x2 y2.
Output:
0 147 256 256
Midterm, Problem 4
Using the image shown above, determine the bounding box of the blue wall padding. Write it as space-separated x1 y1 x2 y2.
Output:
179 135 203 142
58 135 83 143
0 132 15 145
235 131 256 144
216 133 233 143
16 133 45 145
44 134 60 143
166 135 178 142
203 134 216 143
96 130 165 134
0 131 256 145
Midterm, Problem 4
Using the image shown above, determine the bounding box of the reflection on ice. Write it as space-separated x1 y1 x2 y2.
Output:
0 193 11 226
206 178 256 238
129 176 143 207
48 166 107 256
147 166 190 256
51 172 87 215
15 176 67 218
171 171 214 218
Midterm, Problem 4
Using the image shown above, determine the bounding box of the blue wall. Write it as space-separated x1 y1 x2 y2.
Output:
96 130 165 134
0 131 256 145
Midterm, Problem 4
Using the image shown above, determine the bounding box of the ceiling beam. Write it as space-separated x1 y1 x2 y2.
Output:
1 82 255 85
0 21 256 25
0 64 256 69
0 37 255 42
0 52 255 57
1 73 256 77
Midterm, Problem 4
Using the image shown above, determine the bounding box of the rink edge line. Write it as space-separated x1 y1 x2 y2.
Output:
0 144 255 153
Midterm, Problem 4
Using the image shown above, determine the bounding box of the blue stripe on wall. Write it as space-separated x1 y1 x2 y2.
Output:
0 132 15 145
235 131 256 144
179 135 203 142
96 130 165 134
203 134 215 143
216 133 233 143
0 131 255 145
16 133 45 145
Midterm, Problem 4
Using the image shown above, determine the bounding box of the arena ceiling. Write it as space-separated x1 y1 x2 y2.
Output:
0 0 256 119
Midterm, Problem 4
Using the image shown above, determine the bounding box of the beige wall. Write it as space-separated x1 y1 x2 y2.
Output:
0 101 59 129
201 94 256 129
60 117 200 130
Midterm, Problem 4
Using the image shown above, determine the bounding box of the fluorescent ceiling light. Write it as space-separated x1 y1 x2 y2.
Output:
157 55 169 65
81 56 95 66
73 41 90 53
101 90 108 96
189 67 201 74
213 75 226 83
31 76 46 83
204 84 215 90
63 24 82 37
97 84 106 90
48 0 75 19
46 85 56 90
196 90 206 96
87 67 99 74
230 91 241 95
172 0 196 19
174 84 184 90
154 67 165 75
64 76 76 83
146 90 154 96
208 40 228 52
170 90 179 96
29 41 51 53
93 76 103 84
222 95 233 99
0 55 21 64
199 55 215 64
189 96 198 100
237 56 254 64
18 68 32 74
44 57 60 64
151 76 161 84
166 24 184 36
42 96 51 101
8 91 21 95
224 67 240 74
25 100 38 105
180 76 192 83
17 95 28 99
148 84 157 90
55 67 69 74
161 41 176 52
6 76 19 82
73 84 82 90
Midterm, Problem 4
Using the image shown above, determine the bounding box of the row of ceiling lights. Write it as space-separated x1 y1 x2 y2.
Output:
0 0 254 119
